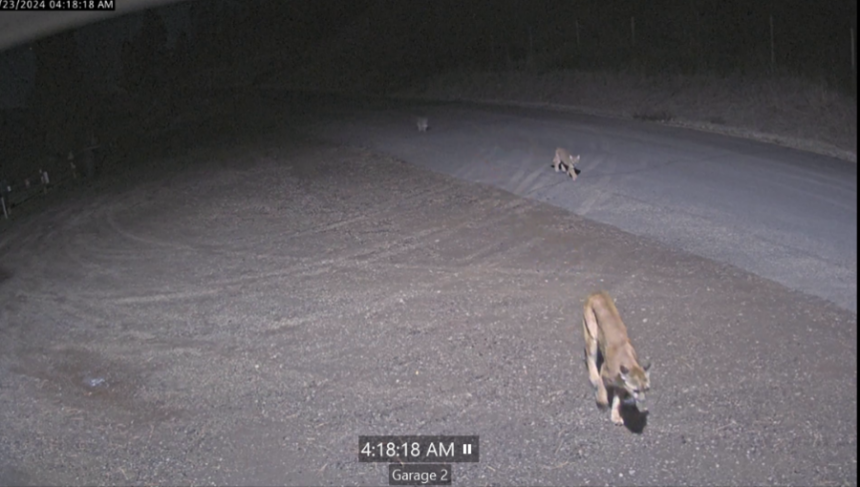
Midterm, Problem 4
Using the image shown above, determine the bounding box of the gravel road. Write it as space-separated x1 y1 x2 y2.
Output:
0 93 855 486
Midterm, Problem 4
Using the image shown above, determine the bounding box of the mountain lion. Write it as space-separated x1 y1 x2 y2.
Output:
582 291 650 425
552 147 581 180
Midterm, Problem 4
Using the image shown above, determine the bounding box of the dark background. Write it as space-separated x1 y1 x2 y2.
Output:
1 0 856 171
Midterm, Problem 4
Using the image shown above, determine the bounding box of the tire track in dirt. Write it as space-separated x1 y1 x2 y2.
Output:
259 263 468 340
91 170 457 263
343 197 529 263
447 235 546 268
62 182 539 350
104 186 633 311
12 182 639 329
104 194 530 306
13 163 533 312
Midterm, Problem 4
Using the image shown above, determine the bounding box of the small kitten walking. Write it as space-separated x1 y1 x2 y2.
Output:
552 147 581 180
416 117 429 132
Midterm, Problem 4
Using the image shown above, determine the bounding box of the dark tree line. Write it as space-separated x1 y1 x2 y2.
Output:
29 30 92 155
26 8 191 156
121 10 170 95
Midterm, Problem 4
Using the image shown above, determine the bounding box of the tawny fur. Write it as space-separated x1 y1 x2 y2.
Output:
582 291 651 425
552 147 581 180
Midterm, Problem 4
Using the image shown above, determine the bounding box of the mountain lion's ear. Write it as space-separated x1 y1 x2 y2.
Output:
619 365 629 375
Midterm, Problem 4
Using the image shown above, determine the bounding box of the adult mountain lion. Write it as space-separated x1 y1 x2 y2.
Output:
582 291 651 425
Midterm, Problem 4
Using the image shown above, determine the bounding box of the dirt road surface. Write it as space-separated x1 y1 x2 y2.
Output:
0 93 856 486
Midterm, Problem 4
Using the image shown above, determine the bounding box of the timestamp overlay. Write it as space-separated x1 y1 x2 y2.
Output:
0 0 115 11
359 435 479 463
359 436 476 486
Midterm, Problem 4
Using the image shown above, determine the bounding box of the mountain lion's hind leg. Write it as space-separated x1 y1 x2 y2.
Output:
582 317 600 387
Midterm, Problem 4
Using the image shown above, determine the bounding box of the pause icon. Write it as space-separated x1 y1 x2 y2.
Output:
462 443 472 455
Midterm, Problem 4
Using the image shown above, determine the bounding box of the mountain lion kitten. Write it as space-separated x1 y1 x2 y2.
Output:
416 117 429 132
552 147 581 180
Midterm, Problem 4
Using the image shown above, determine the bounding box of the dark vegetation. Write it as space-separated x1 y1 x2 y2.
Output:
2 0 857 178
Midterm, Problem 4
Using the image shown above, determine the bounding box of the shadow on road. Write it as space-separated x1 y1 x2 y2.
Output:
621 404 649 434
